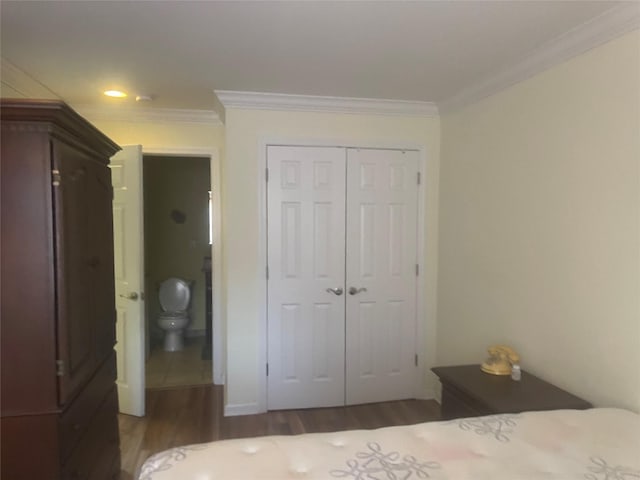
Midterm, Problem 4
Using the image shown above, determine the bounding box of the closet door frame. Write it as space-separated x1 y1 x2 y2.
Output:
257 137 430 413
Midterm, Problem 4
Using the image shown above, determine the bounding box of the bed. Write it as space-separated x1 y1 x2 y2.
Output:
139 408 640 479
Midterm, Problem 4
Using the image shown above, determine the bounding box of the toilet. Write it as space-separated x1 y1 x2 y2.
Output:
157 277 192 352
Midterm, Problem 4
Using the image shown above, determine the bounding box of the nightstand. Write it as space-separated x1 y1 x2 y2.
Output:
432 364 592 420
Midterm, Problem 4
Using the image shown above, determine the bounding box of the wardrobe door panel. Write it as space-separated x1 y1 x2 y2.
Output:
0 132 58 415
53 140 98 404
91 165 117 362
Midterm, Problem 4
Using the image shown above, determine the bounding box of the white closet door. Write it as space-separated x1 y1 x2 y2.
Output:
345 148 419 405
267 146 347 410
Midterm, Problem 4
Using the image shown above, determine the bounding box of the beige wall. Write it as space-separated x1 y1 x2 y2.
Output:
0 83 24 98
83 117 224 359
84 118 224 153
222 108 440 411
143 156 211 342
438 31 640 412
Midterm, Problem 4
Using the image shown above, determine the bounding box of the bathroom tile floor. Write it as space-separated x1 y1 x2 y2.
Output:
145 337 213 389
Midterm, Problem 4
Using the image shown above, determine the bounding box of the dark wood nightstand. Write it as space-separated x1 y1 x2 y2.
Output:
432 364 592 420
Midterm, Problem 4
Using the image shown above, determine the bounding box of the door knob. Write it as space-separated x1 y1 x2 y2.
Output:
119 292 139 301
326 287 344 296
348 287 367 295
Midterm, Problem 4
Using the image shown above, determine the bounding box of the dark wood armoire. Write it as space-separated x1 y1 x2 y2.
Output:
1 99 122 480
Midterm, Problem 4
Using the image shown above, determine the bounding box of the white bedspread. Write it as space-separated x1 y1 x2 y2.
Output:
139 408 640 479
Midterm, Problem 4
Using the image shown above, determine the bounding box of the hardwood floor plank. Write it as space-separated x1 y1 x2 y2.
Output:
119 385 441 479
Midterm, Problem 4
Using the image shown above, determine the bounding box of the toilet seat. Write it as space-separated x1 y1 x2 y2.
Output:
157 277 191 352
159 277 190 312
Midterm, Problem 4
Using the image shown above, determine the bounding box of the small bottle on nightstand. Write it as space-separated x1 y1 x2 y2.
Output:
511 364 521 381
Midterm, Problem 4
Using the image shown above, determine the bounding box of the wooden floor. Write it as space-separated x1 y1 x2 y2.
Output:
118 385 441 479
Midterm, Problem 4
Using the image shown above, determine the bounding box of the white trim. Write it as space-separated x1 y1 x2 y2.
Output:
143 146 217 157
224 402 260 417
142 146 225 387
215 90 438 117
257 136 426 152
257 138 430 413
74 105 221 125
210 150 225 387
256 140 269 414
1 58 61 99
440 3 640 113
413 145 429 400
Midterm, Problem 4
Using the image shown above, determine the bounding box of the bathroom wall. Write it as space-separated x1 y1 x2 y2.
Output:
143 155 211 347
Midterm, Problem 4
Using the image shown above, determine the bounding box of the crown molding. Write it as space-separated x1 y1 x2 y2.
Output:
214 90 438 117
440 3 640 113
73 105 221 125
1 58 60 99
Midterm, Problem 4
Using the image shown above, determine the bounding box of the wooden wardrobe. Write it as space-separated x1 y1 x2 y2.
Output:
1 99 122 479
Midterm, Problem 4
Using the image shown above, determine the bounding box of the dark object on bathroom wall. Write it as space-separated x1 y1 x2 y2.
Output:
202 256 212 360
170 209 187 224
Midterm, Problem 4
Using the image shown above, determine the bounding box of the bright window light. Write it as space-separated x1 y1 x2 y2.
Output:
208 190 213 245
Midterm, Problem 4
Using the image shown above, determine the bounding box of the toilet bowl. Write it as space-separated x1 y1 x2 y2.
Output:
157 277 191 352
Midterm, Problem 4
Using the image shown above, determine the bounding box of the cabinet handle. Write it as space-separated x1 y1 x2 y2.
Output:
326 287 344 296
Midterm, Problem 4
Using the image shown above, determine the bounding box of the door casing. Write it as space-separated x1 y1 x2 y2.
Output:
143 146 224 386
255 138 430 414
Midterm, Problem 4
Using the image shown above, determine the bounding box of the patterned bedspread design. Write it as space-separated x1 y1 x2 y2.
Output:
139 408 640 480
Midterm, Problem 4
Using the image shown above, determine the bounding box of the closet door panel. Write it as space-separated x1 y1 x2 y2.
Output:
267 146 346 410
345 148 419 405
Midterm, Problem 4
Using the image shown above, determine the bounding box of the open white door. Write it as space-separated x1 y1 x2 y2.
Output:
110 145 145 416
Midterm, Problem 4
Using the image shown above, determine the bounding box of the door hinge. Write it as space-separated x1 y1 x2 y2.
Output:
266 265 269 280
266 363 269 376
52 169 61 187
265 168 269 182
415 264 419 276
414 354 418 367
417 172 421 185
56 359 65 377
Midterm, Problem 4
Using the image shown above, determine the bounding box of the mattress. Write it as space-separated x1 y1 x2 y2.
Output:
139 408 640 479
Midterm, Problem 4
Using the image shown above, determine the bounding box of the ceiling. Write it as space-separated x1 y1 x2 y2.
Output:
0 1 633 112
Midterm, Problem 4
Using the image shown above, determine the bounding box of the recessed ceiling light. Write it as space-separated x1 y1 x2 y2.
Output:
104 90 127 98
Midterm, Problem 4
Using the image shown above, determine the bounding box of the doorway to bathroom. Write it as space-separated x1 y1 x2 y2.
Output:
142 155 213 389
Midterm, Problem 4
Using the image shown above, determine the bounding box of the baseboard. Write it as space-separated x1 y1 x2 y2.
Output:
224 402 261 417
